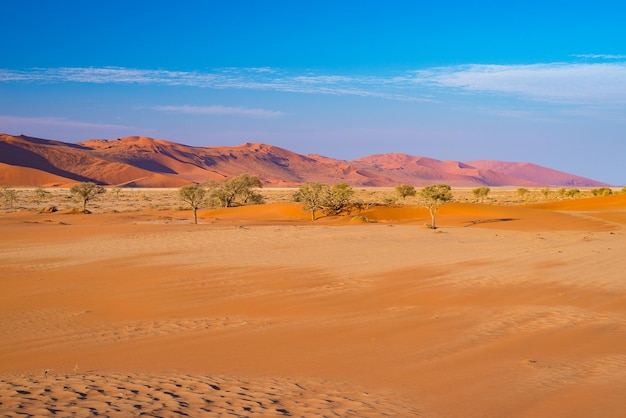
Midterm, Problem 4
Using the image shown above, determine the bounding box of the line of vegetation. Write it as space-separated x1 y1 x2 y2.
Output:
2 181 624 225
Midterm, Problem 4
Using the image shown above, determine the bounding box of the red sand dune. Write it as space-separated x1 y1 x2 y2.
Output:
0 133 610 187
0 134 189 187
468 160 607 187
353 153 546 187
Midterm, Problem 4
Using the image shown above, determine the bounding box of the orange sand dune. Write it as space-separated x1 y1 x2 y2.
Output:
530 193 626 211
200 199 625 231
1 200 626 417
0 162 75 187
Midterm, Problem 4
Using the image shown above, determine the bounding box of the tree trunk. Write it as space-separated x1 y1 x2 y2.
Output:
193 207 198 224
429 205 437 229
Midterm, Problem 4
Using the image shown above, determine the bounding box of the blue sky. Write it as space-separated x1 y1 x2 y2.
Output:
1 1 625 185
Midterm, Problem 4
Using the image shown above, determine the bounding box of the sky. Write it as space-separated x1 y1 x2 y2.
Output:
1 1 625 185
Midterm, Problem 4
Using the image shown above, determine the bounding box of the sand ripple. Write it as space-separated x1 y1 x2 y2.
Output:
0 372 419 417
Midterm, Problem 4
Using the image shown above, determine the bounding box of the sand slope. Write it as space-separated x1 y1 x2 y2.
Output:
1 198 625 416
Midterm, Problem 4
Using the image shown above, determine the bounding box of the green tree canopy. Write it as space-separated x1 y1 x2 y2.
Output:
395 184 417 200
205 174 264 208
420 184 452 229
293 182 330 220
70 182 106 213
178 184 207 224
472 186 490 202
294 182 356 220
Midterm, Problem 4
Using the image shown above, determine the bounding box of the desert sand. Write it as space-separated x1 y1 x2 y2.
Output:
1 194 626 417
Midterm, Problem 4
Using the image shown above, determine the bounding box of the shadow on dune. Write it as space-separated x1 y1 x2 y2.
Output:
464 218 519 226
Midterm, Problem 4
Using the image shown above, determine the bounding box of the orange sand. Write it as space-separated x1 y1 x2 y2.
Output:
1 196 626 416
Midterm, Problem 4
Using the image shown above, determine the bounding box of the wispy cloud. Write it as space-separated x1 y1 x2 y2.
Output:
572 54 626 60
153 105 284 118
476 108 562 123
2 61 626 106
411 62 626 105
0 67 427 102
0 114 135 130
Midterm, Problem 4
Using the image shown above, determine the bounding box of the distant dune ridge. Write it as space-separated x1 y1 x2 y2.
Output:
0 133 609 187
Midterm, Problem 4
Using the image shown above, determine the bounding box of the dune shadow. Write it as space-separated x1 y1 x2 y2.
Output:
464 218 519 227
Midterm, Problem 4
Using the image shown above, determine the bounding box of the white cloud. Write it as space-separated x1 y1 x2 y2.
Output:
153 105 284 118
572 54 626 60
0 66 427 102
412 62 626 105
2 61 626 106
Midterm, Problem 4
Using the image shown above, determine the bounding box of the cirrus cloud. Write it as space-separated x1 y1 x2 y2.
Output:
0 114 135 130
2 59 626 106
153 105 284 118
411 62 626 105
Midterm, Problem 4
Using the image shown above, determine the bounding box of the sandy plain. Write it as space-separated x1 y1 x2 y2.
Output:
1 190 626 417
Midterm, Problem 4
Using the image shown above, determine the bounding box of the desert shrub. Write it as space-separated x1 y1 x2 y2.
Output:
565 188 581 198
517 188 529 200
351 215 370 223
622 186 626 194
33 186 49 203
111 188 122 199
541 187 551 198
472 186 490 202
395 184 417 200
70 182 106 213
1 186 18 209
591 187 613 196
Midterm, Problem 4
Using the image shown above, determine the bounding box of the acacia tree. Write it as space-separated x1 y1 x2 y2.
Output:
294 182 329 220
322 183 355 216
111 188 122 199
395 184 417 200
293 182 356 220
230 174 264 204
420 184 452 229
472 186 490 202
178 184 207 224
206 174 264 208
70 182 106 213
